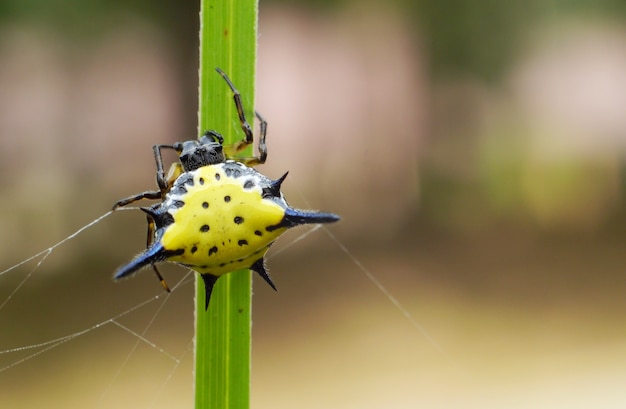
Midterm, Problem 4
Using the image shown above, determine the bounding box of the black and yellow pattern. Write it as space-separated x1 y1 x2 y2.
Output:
112 69 340 309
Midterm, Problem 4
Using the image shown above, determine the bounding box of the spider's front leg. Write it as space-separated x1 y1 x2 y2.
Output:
112 143 180 210
215 68 268 166
225 111 267 166
153 144 186 193
112 190 162 210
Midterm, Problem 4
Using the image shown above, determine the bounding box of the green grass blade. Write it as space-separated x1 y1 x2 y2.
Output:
196 1 258 408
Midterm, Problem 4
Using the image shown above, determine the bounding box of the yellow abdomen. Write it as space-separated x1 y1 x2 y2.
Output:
160 162 288 276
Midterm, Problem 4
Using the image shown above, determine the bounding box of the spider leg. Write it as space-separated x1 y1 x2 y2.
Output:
152 265 170 292
112 190 162 210
228 111 267 166
215 68 268 165
201 129 224 145
114 144 180 289
153 144 184 192
112 144 182 210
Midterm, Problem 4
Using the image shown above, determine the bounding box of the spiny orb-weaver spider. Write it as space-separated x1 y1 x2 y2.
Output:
112 68 340 309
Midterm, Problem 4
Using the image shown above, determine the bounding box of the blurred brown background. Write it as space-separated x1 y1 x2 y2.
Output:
0 1 625 408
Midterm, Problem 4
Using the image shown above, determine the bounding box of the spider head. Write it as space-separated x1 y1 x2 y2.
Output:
174 131 225 171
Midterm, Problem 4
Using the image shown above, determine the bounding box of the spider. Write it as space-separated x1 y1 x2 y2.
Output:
112 69 340 308
112 68 267 292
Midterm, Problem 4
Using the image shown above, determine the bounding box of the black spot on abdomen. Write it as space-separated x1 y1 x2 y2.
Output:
225 166 242 178
179 173 195 186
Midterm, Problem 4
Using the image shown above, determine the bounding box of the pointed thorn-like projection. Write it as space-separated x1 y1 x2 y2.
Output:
114 243 168 280
201 274 219 310
140 206 159 219
272 171 289 193
250 258 277 292
141 206 174 229
267 207 341 231
263 171 289 198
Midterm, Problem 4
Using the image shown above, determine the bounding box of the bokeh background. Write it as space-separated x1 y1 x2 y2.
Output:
1 1 625 408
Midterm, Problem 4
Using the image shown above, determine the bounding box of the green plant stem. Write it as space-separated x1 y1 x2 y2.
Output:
195 1 257 408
